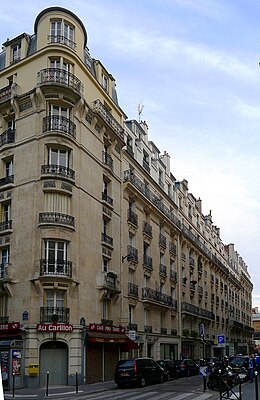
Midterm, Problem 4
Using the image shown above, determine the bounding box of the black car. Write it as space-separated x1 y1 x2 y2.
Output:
157 359 180 380
229 355 250 381
175 359 199 377
114 357 165 388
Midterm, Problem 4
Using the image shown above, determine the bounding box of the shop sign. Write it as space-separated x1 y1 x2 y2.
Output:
36 324 73 332
89 323 125 334
0 322 20 331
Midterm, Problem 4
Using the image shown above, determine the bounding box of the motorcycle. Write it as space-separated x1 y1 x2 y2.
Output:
207 364 238 390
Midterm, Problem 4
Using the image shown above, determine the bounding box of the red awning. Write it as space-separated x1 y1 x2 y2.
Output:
87 331 139 349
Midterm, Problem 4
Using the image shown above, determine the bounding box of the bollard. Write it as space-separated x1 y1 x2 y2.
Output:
75 370 78 393
255 371 259 400
46 371 49 397
12 373 15 398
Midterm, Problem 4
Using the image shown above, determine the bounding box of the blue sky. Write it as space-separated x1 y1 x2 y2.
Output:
1 0 260 307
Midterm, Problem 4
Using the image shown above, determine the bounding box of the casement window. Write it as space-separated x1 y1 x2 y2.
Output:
0 294 8 318
5 158 13 177
48 147 70 168
1 248 9 266
12 42 21 63
102 74 108 91
45 240 67 265
44 192 71 215
50 20 75 49
2 203 11 222
102 300 108 320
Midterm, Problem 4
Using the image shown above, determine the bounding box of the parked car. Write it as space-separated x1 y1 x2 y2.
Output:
229 355 250 381
175 359 200 377
157 359 180 380
114 357 165 388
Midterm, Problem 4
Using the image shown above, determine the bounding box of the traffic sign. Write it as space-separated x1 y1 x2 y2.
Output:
200 366 208 376
217 334 225 347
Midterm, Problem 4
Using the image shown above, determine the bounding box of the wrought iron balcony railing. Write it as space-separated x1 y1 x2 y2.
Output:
41 164 75 180
38 68 83 94
181 302 215 320
128 282 139 298
169 241 177 255
0 85 12 104
142 287 175 307
128 209 138 227
0 220 12 231
159 233 166 248
0 129 15 147
102 191 113 206
102 151 113 170
93 99 124 141
0 263 9 280
144 325 152 333
159 263 167 276
43 115 76 138
101 232 113 247
128 322 138 331
40 259 72 278
40 307 70 323
126 245 138 263
39 212 75 228
170 270 177 282
143 221 152 237
48 35 76 49
143 254 153 270
0 175 14 187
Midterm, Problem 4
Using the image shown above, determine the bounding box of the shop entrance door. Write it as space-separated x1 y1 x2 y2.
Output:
40 341 68 385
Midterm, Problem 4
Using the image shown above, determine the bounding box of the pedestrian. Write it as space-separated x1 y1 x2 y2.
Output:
255 354 260 375
249 354 255 382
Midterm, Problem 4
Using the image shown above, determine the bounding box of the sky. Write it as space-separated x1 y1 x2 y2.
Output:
1 0 260 307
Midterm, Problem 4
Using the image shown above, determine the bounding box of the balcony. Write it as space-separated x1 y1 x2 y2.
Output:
43 115 76 138
40 307 70 323
48 35 76 50
142 287 175 308
126 245 138 263
102 191 113 207
128 282 139 298
159 233 166 248
189 257 195 268
41 164 75 180
159 263 167 277
39 212 75 228
0 220 12 232
181 302 215 320
128 323 138 331
102 151 113 171
198 285 203 296
161 327 167 335
0 129 15 147
170 270 177 282
144 325 152 333
40 259 72 278
169 242 177 255
96 271 119 292
127 209 138 227
92 99 124 141
0 85 12 104
37 68 83 95
101 232 113 247
143 221 152 237
0 175 14 187
0 263 10 280
143 254 153 270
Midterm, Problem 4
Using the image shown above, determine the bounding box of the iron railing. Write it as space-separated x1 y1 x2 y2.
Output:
0 221 12 231
93 99 124 140
40 259 72 278
43 115 76 138
142 287 175 307
38 68 83 94
40 307 70 323
41 164 75 179
0 175 14 186
39 212 75 227
0 129 15 147
128 282 139 298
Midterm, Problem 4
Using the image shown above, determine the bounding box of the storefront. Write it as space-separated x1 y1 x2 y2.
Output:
86 323 138 383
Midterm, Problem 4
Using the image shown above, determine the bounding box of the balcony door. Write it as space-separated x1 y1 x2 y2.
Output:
45 240 67 274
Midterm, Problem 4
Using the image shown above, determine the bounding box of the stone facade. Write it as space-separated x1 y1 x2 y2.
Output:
0 6 253 388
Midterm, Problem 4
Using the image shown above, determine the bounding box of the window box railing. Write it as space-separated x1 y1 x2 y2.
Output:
144 325 152 333
0 263 9 280
102 151 113 170
159 233 166 248
127 245 138 263
41 164 75 180
40 307 70 323
92 99 124 141
43 115 76 138
39 212 75 228
128 282 139 298
38 68 83 94
102 191 113 206
0 85 12 103
0 129 15 147
169 242 177 255
48 35 76 49
128 322 138 331
0 175 14 187
40 259 72 278
0 220 12 231
143 221 152 237
101 233 113 247
170 270 177 282
143 254 153 270
128 209 138 227
159 263 167 277
161 327 167 335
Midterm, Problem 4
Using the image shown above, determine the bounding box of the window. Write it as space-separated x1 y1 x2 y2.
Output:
49 104 71 130
44 193 71 215
2 203 11 222
102 74 108 91
5 158 13 177
1 248 9 266
50 20 75 49
102 257 109 273
7 119 15 131
102 299 109 320
12 42 21 63
129 305 134 323
0 294 8 318
48 147 70 168
44 289 67 322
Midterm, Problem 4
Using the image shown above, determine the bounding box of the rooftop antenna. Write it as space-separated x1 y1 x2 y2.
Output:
138 101 144 122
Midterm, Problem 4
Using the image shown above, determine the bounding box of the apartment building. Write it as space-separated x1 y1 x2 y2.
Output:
0 6 253 389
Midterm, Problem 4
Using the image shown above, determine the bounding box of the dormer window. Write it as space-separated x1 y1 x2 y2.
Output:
102 74 108 91
12 42 21 64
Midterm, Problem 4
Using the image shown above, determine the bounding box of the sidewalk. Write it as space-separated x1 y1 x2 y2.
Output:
4 380 117 399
